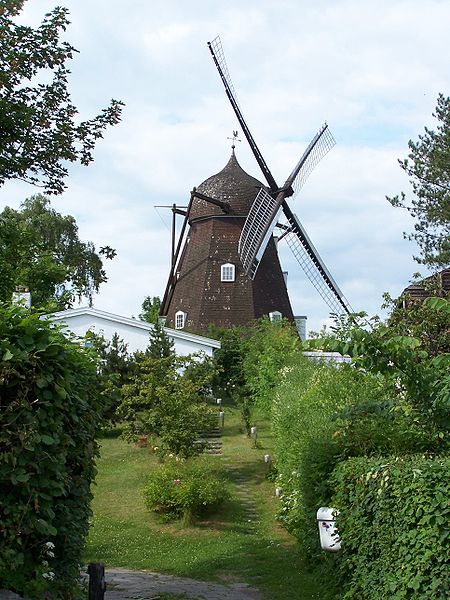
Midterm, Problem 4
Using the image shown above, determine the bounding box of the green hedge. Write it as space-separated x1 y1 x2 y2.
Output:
272 354 389 555
0 304 103 598
331 456 450 599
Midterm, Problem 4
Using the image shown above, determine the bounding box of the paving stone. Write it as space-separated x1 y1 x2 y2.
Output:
102 568 262 600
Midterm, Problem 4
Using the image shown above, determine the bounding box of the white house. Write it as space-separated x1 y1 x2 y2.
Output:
47 307 221 357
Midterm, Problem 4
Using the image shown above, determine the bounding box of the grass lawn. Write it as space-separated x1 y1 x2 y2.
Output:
85 407 337 600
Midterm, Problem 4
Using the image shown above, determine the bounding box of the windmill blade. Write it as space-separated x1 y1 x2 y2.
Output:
239 187 283 277
283 123 336 200
238 124 336 279
281 209 352 315
207 36 278 192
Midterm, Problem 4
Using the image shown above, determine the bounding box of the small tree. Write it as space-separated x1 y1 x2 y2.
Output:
120 353 217 458
85 331 134 423
145 320 174 358
139 296 161 324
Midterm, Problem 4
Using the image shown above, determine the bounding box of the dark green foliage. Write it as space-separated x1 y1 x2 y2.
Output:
211 319 300 433
145 319 174 358
387 94 450 268
272 354 391 556
142 457 229 525
139 295 161 324
383 280 450 357
0 195 115 309
120 353 217 458
0 2 123 194
0 303 104 598
85 331 134 423
331 456 450 599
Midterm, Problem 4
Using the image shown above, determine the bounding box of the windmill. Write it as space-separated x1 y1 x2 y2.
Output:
207 36 352 316
160 37 351 334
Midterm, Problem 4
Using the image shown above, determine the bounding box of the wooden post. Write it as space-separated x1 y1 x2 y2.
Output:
88 562 105 600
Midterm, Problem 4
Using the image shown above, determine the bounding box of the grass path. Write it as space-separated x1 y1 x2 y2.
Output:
85 408 335 600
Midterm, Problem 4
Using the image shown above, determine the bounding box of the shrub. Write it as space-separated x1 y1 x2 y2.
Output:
143 457 229 525
120 354 217 458
272 354 390 555
331 455 450 599
0 304 103 598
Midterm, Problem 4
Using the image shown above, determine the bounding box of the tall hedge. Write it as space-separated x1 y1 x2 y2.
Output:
272 354 390 555
0 304 103 598
331 456 450 599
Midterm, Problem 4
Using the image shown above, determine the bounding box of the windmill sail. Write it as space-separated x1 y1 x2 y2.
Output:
282 211 352 315
208 36 278 191
285 124 336 199
239 187 282 277
208 35 352 316
238 124 336 279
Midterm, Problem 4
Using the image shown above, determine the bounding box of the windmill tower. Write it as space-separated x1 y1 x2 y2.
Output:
161 147 294 333
160 37 352 334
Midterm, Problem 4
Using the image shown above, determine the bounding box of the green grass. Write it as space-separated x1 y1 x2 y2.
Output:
85 407 337 600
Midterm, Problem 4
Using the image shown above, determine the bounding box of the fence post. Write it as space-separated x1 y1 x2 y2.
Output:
88 562 105 600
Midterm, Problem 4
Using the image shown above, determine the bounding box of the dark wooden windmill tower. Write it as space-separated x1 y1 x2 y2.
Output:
160 148 294 333
160 37 351 333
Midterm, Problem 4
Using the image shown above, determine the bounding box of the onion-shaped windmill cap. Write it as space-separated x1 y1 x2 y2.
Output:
189 151 265 220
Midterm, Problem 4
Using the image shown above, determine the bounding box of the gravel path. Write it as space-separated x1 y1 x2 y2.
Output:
104 568 263 600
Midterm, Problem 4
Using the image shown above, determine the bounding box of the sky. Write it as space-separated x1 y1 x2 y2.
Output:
2 0 449 334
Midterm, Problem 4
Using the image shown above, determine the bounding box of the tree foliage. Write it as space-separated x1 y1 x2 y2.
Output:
387 94 450 268
0 195 115 309
0 303 104 598
0 1 123 194
84 330 134 423
139 296 161 325
306 301 450 448
120 353 217 458
144 319 174 358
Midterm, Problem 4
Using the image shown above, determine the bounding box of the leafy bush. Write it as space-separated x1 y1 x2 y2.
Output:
142 458 229 525
272 354 391 555
331 455 450 599
0 304 103 598
120 353 217 458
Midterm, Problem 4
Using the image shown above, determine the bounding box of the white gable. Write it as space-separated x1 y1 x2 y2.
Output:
46 307 220 357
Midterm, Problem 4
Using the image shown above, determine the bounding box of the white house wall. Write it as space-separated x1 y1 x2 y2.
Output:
47 308 220 357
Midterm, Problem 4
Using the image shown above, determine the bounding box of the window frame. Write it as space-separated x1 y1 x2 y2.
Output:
221 262 235 282
175 310 186 329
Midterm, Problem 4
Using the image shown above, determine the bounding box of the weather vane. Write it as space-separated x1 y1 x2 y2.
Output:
227 130 241 149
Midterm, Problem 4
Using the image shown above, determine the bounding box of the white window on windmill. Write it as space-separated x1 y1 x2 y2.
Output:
175 310 186 329
221 263 235 282
269 310 282 323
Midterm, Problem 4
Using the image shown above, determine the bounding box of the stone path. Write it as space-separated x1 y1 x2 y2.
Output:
222 460 259 534
104 568 263 600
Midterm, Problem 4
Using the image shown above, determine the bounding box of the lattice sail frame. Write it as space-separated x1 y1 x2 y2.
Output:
238 124 336 280
282 213 352 315
208 36 242 111
239 187 282 277
289 125 336 199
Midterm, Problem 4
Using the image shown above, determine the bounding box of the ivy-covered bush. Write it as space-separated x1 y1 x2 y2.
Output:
331 456 450 599
0 304 103 598
142 457 229 525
